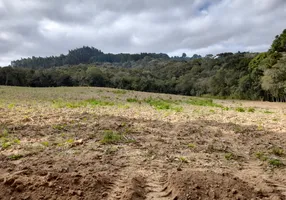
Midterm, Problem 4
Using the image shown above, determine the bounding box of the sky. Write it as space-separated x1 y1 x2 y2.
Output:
0 0 286 66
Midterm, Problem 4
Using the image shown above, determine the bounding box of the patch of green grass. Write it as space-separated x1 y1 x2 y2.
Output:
179 156 189 163
8 103 15 109
8 154 24 160
235 107 245 112
187 98 223 107
144 97 183 112
52 124 68 131
264 110 274 114
41 141 50 147
225 153 235 160
255 152 268 161
187 143 196 149
112 90 127 95
127 98 139 103
272 147 284 156
268 158 284 168
86 99 114 106
247 107 255 113
0 129 20 150
101 130 123 144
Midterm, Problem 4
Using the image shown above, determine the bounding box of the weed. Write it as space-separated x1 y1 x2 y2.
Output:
112 90 127 95
235 107 245 112
127 98 139 103
179 156 189 163
272 147 284 156
8 103 15 109
187 98 222 107
264 110 274 114
248 107 255 113
145 97 182 112
41 141 50 147
8 154 24 160
255 152 268 161
225 153 235 160
86 99 114 106
0 129 20 149
101 130 122 144
188 143 196 149
268 158 284 168
209 109 216 114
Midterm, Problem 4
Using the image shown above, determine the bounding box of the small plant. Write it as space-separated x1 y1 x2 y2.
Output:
101 130 122 144
188 143 196 149
235 107 245 112
255 152 268 161
264 110 274 114
112 90 127 95
209 109 215 114
268 158 284 168
127 98 139 103
8 154 23 160
187 98 222 107
179 156 189 163
41 141 50 147
247 107 255 113
86 99 114 106
272 147 284 156
0 129 20 150
225 153 235 160
144 97 182 112
8 103 15 109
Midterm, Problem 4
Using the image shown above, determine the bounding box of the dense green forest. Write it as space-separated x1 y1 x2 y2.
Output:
1 29 286 101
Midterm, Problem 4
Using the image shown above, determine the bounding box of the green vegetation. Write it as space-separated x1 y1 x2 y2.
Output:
101 130 123 144
187 98 222 107
8 154 24 160
272 147 284 156
235 107 245 112
247 107 255 113
145 98 183 112
127 98 140 103
268 158 284 168
53 99 114 108
0 129 20 149
1 29 286 101
188 143 196 149
255 152 268 161
225 153 235 160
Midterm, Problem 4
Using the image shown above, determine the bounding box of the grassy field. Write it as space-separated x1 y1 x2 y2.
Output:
0 86 286 199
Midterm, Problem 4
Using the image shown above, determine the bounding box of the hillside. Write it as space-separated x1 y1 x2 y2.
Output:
0 29 286 101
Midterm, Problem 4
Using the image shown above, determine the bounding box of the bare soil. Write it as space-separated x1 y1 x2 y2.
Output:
0 86 286 200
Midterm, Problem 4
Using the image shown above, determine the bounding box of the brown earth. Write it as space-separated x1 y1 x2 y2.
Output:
0 86 286 200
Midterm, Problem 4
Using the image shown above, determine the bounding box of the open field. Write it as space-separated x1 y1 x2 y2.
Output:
1 86 286 200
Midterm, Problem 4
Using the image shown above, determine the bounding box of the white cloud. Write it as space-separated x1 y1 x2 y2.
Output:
0 0 286 66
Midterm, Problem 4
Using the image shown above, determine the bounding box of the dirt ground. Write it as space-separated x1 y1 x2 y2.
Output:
0 86 286 200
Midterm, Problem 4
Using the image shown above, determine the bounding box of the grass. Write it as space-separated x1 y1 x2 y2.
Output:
247 107 255 113
101 130 123 144
187 98 222 107
0 129 20 149
235 107 245 112
127 98 140 103
268 158 284 168
144 97 183 112
225 153 235 160
255 152 268 161
187 143 196 149
112 90 127 95
8 154 24 160
272 147 284 156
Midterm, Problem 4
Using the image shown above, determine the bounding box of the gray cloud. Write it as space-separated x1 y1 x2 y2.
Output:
0 0 286 66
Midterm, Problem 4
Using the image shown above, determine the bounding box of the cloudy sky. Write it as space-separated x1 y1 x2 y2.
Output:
0 0 286 66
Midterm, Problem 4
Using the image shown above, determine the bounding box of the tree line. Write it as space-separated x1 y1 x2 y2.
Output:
1 29 286 102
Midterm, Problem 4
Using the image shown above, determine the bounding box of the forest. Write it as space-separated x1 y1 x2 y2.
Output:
1 29 286 102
